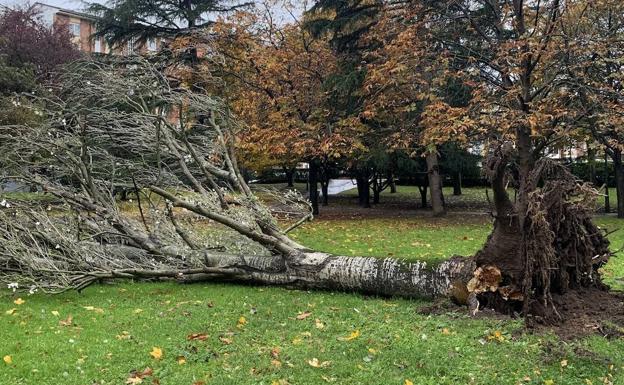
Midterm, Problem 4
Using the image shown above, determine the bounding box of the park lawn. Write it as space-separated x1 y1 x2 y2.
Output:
1 216 623 385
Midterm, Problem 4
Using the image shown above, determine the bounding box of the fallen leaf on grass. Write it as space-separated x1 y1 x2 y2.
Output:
187 333 208 341
270 347 281 359
149 347 163 360
219 337 233 345
308 358 331 368
51 310 60 317
405 380 414 385
176 356 186 365
338 330 360 341
5 308 16 315
13 298 25 305
315 319 325 329
296 311 312 320
116 331 132 340
59 315 73 327
83 306 104 314
237 316 247 328
126 367 153 384
3 355 12 364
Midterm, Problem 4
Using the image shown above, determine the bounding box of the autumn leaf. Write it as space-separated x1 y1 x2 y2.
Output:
237 316 247 328
3 355 12 365
219 336 233 345
405 380 414 385
187 333 208 341
560 359 568 368
149 347 163 360
59 315 73 327
126 377 143 385
296 311 312 320
339 329 360 341
307 358 331 368
544 380 554 385
83 306 104 314
5 308 16 315
315 319 325 329
270 347 281 359
51 310 60 317
176 356 186 365
13 298 25 305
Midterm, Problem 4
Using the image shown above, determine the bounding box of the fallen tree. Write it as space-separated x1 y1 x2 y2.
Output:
0 57 615 324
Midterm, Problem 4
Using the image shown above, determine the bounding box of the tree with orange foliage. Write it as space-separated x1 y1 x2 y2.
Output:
363 3 474 216
207 5 367 214
367 0 615 319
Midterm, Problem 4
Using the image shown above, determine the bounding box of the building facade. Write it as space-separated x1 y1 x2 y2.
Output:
34 2 161 55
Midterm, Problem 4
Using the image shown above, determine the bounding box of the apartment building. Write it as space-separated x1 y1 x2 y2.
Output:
34 2 161 55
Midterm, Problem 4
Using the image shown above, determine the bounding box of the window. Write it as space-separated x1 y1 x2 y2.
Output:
94 38 101 53
147 38 157 51
69 22 80 37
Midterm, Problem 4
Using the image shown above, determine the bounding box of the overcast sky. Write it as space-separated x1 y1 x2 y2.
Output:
0 0 104 10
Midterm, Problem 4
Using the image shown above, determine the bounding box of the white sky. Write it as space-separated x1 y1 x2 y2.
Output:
0 0 104 10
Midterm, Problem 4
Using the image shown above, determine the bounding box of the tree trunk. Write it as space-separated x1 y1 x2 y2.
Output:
472 140 611 317
372 176 381 204
605 151 610 214
89 252 475 300
453 171 462 196
308 160 319 216
587 144 596 186
426 151 445 216
284 167 295 188
613 150 624 219
389 174 397 193
355 170 371 208
418 181 428 209
321 181 329 206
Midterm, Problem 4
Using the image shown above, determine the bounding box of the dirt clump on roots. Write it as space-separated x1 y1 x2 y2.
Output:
526 288 624 339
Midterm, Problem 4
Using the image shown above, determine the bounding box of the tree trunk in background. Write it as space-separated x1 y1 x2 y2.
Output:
321 180 329 206
614 150 624 218
308 160 319 216
426 151 445 216
372 177 381 204
453 171 462 196
587 145 597 186
355 170 371 208
284 167 295 187
605 151 611 213
388 171 397 193
418 181 428 209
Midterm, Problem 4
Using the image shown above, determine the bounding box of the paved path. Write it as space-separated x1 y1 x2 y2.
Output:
325 179 357 196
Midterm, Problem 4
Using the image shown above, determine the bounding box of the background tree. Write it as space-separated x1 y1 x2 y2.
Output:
563 0 624 218
0 6 80 80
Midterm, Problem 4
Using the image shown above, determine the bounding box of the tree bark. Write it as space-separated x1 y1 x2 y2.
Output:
613 149 624 219
284 166 295 187
86 252 475 300
426 151 445 216
355 169 371 208
587 144 596 186
321 180 329 206
308 159 320 216
605 150 611 213
453 171 462 196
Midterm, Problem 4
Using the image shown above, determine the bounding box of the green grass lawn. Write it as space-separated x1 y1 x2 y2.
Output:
2 214 623 385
